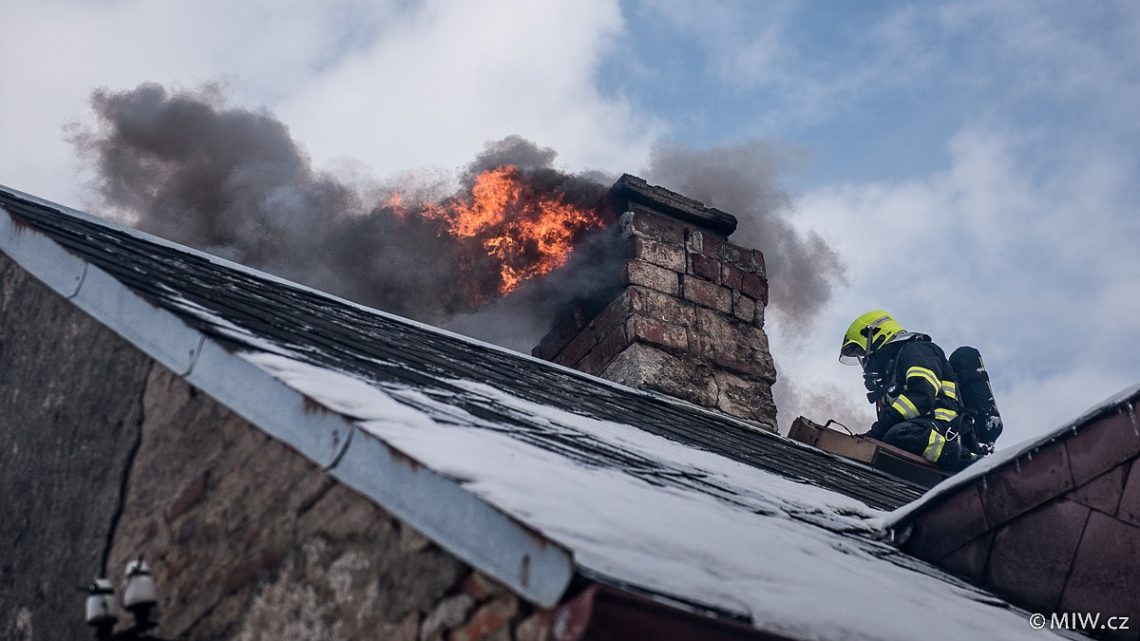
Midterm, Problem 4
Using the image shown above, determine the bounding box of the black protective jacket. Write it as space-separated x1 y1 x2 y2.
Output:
865 334 961 438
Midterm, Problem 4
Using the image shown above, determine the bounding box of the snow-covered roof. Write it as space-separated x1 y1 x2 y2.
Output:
0 186 1065 640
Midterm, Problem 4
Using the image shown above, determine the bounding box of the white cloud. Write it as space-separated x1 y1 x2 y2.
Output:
277 0 659 179
772 126 1140 447
0 0 658 206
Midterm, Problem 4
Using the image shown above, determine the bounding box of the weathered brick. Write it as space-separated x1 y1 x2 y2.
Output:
448 595 518 641
688 230 730 260
623 259 680 296
738 247 766 275
694 308 775 380
682 275 732 313
601 343 717 409
619 210 684 244
588 292 632 339
689 253 722 283
627 286 697 326
532 308 585 360
515 612 554 641
712 370 776 428
720 262 745 290
629 236 686 272
740 273 768 305
552 325 595 368
462 572 507 602
578 324 629 375
732 291 756 324
627 316 689 353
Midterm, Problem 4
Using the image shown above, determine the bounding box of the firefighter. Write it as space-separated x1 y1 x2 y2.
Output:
839 310 977 471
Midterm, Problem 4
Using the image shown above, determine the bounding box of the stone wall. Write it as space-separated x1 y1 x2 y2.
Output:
533 207 776 428
0 252 153 641
0 251 555 641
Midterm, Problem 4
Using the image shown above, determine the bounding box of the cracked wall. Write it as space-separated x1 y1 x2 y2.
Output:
0 252 152 641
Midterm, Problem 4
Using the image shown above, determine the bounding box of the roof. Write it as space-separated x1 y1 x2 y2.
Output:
0 185 1062 640
886 384 1140 530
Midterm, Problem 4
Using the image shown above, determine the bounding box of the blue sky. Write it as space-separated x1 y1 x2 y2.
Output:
2 0 1138 445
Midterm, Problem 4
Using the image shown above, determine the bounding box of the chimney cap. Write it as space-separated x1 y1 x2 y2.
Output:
609 174 738 236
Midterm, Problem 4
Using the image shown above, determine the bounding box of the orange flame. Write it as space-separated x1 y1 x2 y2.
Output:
422 165 602 295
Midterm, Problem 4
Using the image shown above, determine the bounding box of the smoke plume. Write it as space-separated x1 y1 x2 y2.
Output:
69 84 614 335
645 141 846 325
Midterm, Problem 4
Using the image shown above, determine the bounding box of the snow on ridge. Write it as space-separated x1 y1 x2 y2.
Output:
238 350 1060 641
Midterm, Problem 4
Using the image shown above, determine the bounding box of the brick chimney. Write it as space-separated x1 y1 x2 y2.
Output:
532 175 777 430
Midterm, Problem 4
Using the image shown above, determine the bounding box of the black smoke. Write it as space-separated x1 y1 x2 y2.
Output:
645 141 846 325
69 84 613 330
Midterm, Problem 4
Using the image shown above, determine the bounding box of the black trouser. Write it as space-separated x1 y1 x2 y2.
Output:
881 418 963 470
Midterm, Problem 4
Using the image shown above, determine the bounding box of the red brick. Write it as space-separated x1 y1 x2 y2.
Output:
720 262 745 290
1068 463 1129 515
986 498 1090 613
627 316 688 353
904 484 991 561
1059 512 1140 636
627 286 697 326
628 236 686 272
588 292 632 338
579 324 629 375
449 596 518 641
981 441 1074 528
1066 407 1140 485
1118 457 1140 527
623 260 679 295
619 210 684 244
732 291 756 324
689 253 722 283
739 247 766 275
681 275 732 313
941 533 994 583
532 308 586 360
689 230 740 263
463 572 506 601
740 273 768 305
553 326 594 368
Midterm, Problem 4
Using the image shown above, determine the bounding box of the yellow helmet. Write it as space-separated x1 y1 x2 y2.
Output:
840 310 905 365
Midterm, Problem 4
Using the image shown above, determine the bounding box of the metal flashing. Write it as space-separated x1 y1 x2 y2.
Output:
0 203 575 608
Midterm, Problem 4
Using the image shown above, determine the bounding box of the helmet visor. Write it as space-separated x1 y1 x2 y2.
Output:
839 341 866 366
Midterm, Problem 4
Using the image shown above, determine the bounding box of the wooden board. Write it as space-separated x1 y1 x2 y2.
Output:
788 417 951 488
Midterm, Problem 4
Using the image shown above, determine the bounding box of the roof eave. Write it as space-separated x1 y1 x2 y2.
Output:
0 204 575 608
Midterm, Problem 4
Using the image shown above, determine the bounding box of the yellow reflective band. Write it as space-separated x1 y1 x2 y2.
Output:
891 394 920 419
906 366 941 393
941 381 958 400
924 430 947 462
934 408 958 422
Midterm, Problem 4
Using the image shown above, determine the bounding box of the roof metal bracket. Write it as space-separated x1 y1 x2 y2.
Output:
179 335 206 377
65 262 88 299
324 423 356 472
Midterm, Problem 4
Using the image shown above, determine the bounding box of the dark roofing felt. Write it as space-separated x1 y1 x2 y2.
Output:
0 187 922 511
